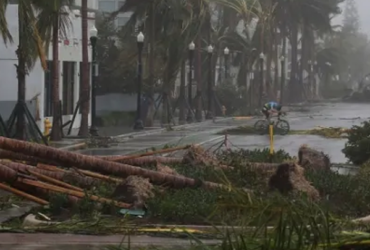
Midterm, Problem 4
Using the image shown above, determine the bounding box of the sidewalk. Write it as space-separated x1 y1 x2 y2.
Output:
0 233 220 250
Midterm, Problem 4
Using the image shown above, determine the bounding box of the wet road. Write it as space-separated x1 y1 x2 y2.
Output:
80 102 370 164
200 102 370 164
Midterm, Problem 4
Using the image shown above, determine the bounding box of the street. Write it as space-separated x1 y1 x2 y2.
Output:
80 102 370 165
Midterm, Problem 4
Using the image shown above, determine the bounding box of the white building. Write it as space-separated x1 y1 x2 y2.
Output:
0 2 97 132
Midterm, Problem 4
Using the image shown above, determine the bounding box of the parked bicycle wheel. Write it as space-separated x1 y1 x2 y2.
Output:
275 119 290 135
254 119 269 135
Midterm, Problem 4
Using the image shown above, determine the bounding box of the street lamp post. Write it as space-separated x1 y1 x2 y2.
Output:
224 47 229 81
259 52 264 107
205 45 214 120
89 25 99 136
280 55 285 104
186 41 195 123
133 32 145 130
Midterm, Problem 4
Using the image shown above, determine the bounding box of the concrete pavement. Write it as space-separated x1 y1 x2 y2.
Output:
78 117 256 156
0 233 220 250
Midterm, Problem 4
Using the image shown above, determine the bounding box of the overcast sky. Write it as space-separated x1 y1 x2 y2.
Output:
333 0 370 35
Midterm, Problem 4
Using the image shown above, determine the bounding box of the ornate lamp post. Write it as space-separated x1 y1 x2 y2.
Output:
89 25 99 136
133 32 145 130
224 47 230 80
205 45 214 119
186 41 195 123
259 52 265 107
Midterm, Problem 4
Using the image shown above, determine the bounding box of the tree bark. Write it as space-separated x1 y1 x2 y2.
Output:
50 15 62 141
144 1 155 127
15 11 26 140
195 37 203 121
289 26 299 102
0 137 222 189
78 0 90 136
178 60 186 124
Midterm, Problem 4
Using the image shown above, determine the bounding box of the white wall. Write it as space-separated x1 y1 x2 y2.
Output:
0 4 95 132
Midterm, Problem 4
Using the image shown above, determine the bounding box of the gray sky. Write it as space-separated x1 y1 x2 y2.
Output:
333 0 370 35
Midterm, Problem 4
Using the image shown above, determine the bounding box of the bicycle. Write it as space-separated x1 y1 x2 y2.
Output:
253 113 290 135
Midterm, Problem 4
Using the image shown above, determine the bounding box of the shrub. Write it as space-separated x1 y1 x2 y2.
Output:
342 121 370 165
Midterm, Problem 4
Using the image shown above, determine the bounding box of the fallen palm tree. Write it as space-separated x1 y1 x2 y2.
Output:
0 163 131 208
1 160 99 189
0 137 223 189
0 182 48 205
105 145 190 162
36 163 123 184
116 156 183 165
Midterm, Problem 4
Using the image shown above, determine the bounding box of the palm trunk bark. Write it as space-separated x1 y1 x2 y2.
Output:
195 37 202 121
15 13 26 140
78 0 90 136
178 60 186 124
289 26 299 102
144 2 155 127
50 16 62 141
0 136 222 190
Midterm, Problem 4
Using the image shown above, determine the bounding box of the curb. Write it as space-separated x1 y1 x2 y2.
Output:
59 142 87 151
112 117 233 140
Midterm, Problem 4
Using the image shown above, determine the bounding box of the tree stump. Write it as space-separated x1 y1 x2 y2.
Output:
298 144 330 171
268 163 320 201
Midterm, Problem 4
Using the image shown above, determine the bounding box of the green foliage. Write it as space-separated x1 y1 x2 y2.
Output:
218 148 292 163
306 169 370 217
342 121 370 165
147 188 220 224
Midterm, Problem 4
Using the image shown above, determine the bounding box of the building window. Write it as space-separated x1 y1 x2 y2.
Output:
98 0 116 13
44 61 53 117
117 16 129 26
62 62 75 115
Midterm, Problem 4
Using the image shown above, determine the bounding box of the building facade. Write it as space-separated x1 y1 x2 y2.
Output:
0 2 97 132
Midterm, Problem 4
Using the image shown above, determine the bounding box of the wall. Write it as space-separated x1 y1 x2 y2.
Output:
0 4 95 132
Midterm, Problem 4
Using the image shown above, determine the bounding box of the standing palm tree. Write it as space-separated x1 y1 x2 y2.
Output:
35 0 73 141
13 0 47 140
78 0 89 136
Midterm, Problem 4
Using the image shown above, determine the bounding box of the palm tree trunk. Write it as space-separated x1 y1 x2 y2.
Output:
15 12 26 140
78 0 90 136
178 60 186 124
144 2 155 127
289 26 299 102
0 137 223 190
195 37 202 121
50 16 62 141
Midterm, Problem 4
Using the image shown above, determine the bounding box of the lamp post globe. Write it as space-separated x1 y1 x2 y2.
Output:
188 41 195 51
224 47 229 55
137 32 144 43
89 25 98 38
207 45 213 53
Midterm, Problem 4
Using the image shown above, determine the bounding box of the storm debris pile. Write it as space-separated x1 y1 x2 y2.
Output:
0 136 327 214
